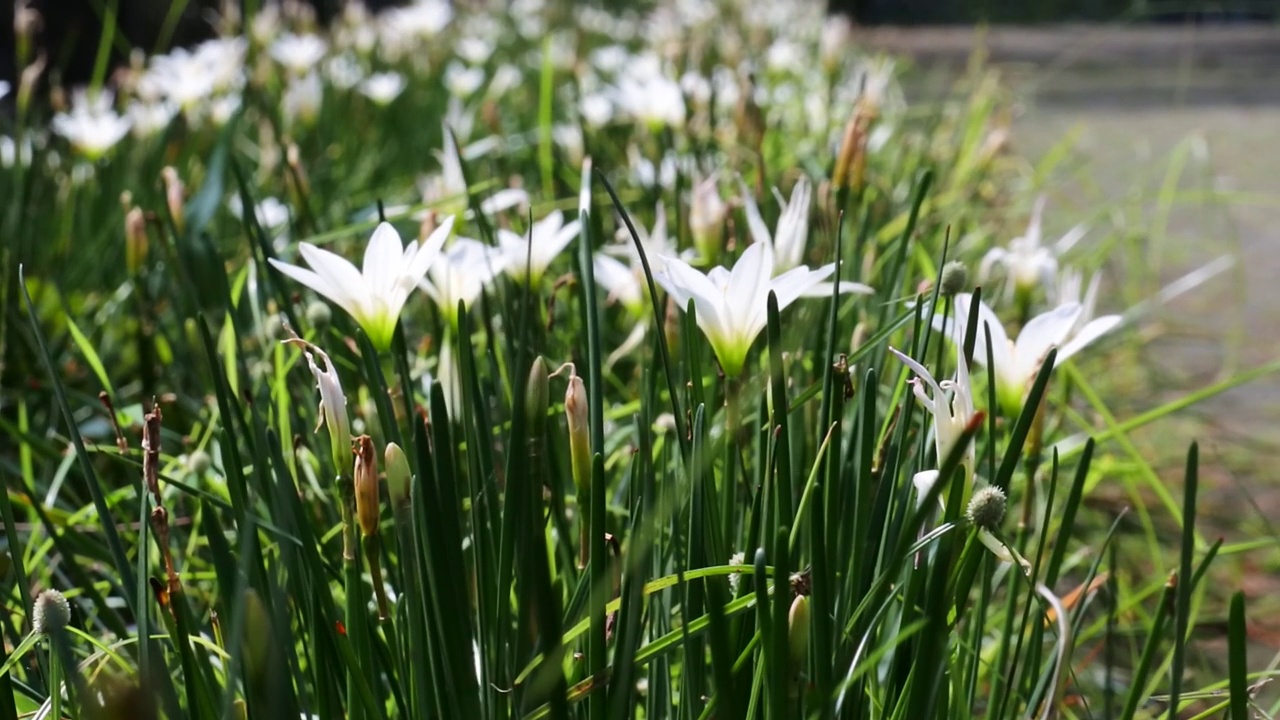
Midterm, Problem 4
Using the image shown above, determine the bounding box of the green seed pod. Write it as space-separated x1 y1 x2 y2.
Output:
565 372 591 500
966 485 1007 531
940 261 969 297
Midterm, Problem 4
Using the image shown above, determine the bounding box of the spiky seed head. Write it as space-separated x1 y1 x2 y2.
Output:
33 589 70 634
940 261 969 297
966 485 1007 531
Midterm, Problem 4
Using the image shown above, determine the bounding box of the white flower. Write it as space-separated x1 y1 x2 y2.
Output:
359 72 406 105
654 243 840 377
283 72 323 127
979 197 1086 303
0 81 10 101
51 92 131 160
418 237 505 328
580 92 613 128
497 211 581 286
269 217 455 350
271 33 328 76
936 293 1120 414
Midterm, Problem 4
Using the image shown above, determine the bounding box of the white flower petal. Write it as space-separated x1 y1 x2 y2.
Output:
1056 314 1122 366
1016 303 1081 375
362 222 405 290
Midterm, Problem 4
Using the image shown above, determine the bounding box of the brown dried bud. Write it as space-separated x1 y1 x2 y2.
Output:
353 435 379 538
162 167 184 233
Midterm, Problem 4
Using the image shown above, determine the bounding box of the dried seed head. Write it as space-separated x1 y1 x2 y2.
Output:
966 485 1007 531
940 261 969 297
33 589 70 634
353 435 379 538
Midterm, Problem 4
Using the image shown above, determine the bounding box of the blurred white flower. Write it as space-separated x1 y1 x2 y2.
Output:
282 72 323 127
740 175 811 272
689 175 726 262
127 100 177 138
497 210 581 286
580 92 614 129
418 237 506 328
0 134 34 169
51 91 131 159
980 197 1085 304
271 33 328 76
325 54 365 91
269 217 455 351
487 64 523 98
229 195 290 233
0 81 10 101
444 62 485 98
614 62 684 127
655 242 840 377
456 36 494 65
208 94 242 126
359 72 406 105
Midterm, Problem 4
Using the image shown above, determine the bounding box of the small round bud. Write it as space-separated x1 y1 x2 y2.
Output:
384 442 411 510
305 301 332 328
186 450 212 476
33 589 71 634
939 261 969 297
787 595 811 670
966 486 1007 531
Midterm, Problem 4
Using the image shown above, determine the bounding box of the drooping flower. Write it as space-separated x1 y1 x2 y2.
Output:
936 293 1120 414
654 242 852 377
497 210 581 286
269 217 454 350
282 337 351 475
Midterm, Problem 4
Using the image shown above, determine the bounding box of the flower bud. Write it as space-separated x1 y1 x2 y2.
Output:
33 589 71 634
384 442 411 511
353 435 379 538
124 204 148 274
565 371 591 500
787 594 810 671
966 485 1007 531
241 589 270 690
525 357 550 435
939 261 968 297
689 176 725 264
162 167 184 233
